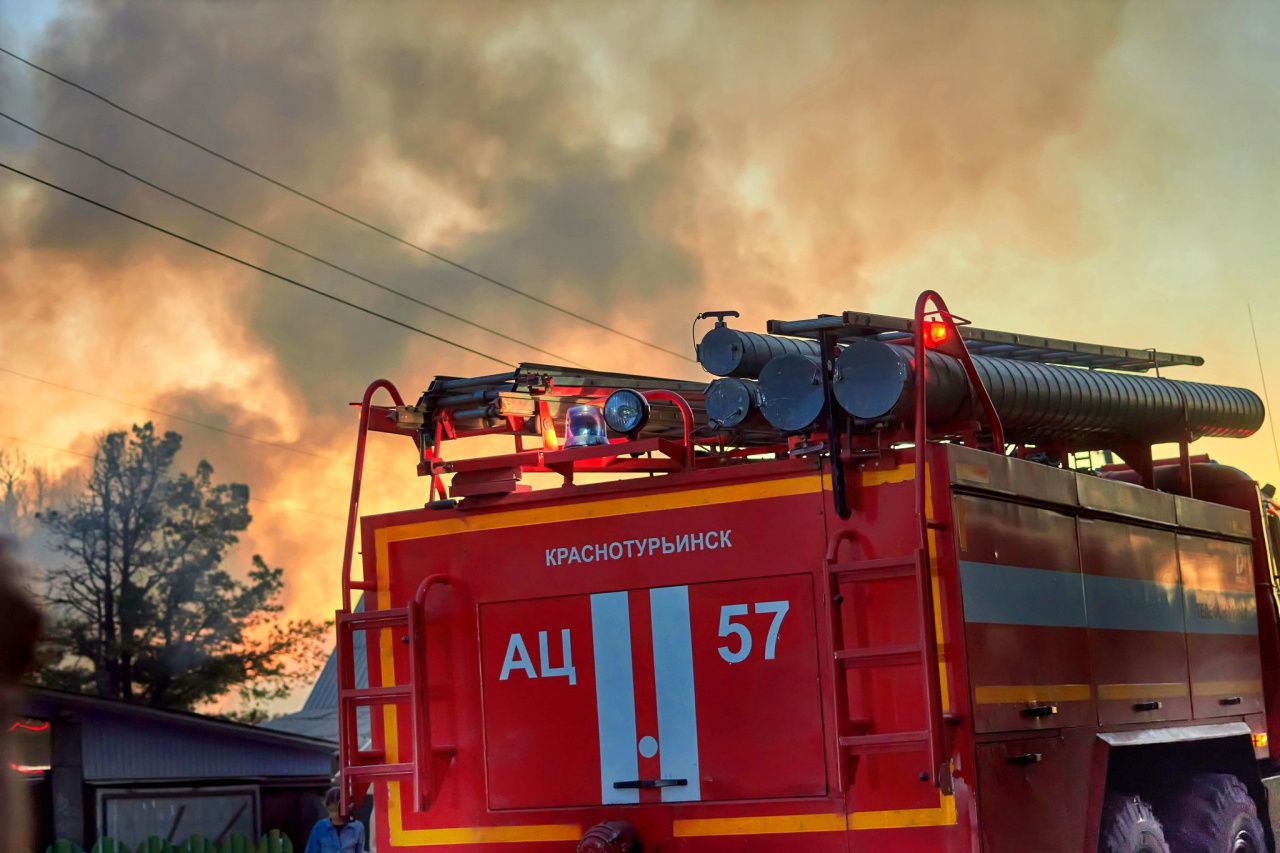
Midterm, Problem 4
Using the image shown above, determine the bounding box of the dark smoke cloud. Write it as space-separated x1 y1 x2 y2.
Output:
8 0 1280 709
0 0 1133 628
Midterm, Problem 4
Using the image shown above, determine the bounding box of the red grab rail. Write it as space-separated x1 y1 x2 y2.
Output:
910 290 1004 789
410 573 455 811
342 379 406 613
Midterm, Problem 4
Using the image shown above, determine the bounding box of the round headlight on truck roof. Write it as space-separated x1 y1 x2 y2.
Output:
603 389 650 437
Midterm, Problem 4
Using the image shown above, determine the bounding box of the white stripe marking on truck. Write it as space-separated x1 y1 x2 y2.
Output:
590 591 640 804
650 584 701 802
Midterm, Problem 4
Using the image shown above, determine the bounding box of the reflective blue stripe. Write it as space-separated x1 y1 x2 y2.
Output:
960 560 1257 636
649 585 701 802
590 591 639 805
1082 574 1185 633
959 561 1087 628
1184 588 1258 635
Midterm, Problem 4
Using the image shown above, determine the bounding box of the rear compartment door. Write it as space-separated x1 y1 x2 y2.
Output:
1079 518 1192 725
1178 534 1265 718
974 734 1090 853
479 572 827 809
955 495 1096 733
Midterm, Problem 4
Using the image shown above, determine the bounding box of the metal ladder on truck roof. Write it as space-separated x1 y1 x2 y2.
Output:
822 291 1004 794
336 379 454 815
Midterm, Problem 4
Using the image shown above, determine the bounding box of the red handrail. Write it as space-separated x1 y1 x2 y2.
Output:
410 573 454 811
911 290 997 792
825 528 861 563
910 290 1007 790
642 389 696 468
912 293 946 789
913 291 1005 452
341 379 406 613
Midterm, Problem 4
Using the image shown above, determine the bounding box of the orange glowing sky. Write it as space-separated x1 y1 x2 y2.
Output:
1 1 1278 712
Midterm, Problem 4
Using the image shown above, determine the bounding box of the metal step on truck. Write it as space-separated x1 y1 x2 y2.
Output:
334 290 1280 852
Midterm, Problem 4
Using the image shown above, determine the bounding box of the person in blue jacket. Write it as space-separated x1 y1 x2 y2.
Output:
304 787 365 853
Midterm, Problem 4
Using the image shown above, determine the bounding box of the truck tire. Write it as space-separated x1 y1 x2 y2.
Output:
1102 793 1172 853
1161 773 1265 853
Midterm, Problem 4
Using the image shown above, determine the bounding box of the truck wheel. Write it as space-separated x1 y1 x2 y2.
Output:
1102 793 1172 853
1161 773 1265 853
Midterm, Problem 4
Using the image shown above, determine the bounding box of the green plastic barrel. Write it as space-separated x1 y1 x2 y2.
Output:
134 837 175 853
218 833 252 853
177 836 216 853
44 841 83 853
255 831 293 853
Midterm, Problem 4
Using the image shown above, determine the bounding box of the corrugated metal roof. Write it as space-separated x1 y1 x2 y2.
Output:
23 689 334 783
260 708 338 742
306 595 368 712
81 708 332 781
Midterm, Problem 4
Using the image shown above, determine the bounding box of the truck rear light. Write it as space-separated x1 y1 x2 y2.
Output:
924 319 951 346
1252 732 1268 749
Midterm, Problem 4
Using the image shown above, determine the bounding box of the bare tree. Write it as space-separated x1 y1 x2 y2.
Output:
0 448 42 538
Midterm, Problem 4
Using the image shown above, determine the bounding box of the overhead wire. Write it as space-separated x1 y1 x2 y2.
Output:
0 160 515 368
0 432 346 521
0 110 585 368
0 45 696 364
0 364 407 480
1247 303 1280 479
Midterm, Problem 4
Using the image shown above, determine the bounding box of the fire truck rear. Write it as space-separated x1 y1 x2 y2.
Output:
335 291 1280 852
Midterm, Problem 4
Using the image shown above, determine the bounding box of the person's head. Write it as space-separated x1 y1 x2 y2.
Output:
324 787 346 825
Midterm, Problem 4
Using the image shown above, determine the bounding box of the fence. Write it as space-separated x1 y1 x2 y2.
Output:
45 830 293 853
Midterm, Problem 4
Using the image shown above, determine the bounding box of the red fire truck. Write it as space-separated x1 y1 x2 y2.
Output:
335 291 1280 852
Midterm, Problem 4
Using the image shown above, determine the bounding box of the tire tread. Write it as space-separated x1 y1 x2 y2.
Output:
1162 772 1264 853
1102 792 1171 853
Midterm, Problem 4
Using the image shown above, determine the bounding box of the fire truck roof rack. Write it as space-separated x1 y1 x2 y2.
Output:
513 363 704 393
766 310 1204 372
416 363 715 443
427 363 703 396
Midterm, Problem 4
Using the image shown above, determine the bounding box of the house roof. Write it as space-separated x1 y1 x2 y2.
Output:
260 596 367 744
22 687 335 783
25 687 335 751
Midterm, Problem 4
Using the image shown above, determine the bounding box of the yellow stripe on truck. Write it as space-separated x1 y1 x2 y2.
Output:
377 472 826 555
973 683 1092 704
1097 682 1189 701
673 792 957 837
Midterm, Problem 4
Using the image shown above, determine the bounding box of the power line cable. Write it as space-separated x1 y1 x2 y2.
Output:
0 431 345 521
1247 303 1280 479
0 45 695 364
0 364 405 479
0 110 585 368
0 160 514 368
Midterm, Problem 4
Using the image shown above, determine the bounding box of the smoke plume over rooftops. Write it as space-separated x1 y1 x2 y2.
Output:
2 1 1278 711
